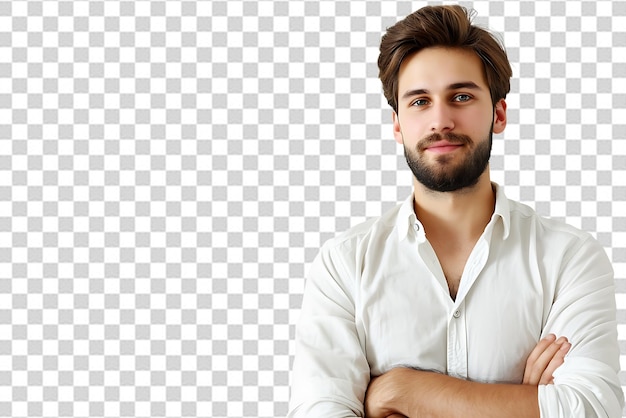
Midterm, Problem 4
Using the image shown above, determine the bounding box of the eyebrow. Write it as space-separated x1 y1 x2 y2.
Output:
401 82 483 100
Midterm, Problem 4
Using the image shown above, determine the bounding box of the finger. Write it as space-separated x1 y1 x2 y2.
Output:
525 334 556 366
528 337 568 384
523 334 556 384
524 336 568 385
538 341 571 385
529 337 567 385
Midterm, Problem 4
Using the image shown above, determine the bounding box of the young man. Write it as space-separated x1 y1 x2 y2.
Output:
288 5 623 417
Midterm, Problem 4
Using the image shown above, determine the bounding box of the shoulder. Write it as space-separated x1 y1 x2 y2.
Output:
320 201 404 256
306 202 405 289
508 199 591 239
507 199 607 263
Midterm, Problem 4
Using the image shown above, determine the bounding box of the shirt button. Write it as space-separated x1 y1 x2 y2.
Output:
413 222 420 232
453 310 461 318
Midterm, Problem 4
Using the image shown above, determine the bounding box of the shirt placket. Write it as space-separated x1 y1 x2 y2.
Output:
447 300 467 379
446 239 489 379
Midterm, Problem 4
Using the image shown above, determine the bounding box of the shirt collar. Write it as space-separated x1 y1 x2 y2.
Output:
396 182 511 242
396 192 420 242
491 182 511 240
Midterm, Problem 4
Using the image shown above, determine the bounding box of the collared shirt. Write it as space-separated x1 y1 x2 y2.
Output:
288 183 624 417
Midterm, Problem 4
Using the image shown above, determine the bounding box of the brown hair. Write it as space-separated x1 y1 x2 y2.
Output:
378 5 512 112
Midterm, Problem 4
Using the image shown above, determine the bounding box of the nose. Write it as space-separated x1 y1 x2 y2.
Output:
429 102 455 133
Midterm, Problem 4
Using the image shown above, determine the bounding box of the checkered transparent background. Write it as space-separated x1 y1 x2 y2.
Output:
0 0 625 416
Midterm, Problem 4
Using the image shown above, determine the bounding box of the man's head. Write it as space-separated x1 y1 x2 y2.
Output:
378 6 511 192
378 5 512 113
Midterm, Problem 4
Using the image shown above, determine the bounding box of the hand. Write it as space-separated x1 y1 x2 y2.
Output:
365 370 410 418
523 334 570 385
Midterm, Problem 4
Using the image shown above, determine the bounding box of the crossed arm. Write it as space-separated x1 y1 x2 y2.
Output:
289 236 623 417
365 334 571 418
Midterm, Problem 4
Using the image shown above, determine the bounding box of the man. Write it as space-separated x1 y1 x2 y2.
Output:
288 5 623 417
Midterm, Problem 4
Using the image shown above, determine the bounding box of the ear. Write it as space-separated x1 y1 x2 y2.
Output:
392 111 403 144
492 99 507 134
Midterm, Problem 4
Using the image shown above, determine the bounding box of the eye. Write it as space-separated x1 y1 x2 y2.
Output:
411 98 429 107
453 94 472 102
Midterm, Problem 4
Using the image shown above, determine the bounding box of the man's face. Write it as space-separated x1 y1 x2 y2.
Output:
392 47 506 192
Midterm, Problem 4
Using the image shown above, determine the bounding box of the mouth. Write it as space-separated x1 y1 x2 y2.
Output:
423 141 464 154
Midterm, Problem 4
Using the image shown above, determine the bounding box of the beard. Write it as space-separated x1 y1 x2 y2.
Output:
404 130 493 193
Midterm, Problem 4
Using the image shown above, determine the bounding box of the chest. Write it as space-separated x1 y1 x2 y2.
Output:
429 241 475 299
358 259 546 382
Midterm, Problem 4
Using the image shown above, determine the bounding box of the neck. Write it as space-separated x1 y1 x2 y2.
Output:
413 172 495 241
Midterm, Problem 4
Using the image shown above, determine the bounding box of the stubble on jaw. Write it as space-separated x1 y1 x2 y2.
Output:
403 131 493 193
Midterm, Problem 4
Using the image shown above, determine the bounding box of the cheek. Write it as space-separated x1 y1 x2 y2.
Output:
460 109 494 132
399 117 428 139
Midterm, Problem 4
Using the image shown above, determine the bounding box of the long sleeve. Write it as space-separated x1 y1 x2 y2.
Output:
288 240 370 417
287 188 626 417
537 235 624 417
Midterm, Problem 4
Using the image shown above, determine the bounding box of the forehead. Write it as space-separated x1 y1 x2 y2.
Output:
398 47 488 92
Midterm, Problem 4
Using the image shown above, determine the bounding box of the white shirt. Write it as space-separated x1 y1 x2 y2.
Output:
288 184 623 417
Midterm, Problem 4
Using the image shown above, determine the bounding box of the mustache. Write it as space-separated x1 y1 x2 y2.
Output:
417 132 473 151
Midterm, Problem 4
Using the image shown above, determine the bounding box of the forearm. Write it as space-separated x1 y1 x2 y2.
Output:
368 368 540 418
412 372 539 418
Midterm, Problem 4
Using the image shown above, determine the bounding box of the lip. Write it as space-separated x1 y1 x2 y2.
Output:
424 141 464 154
